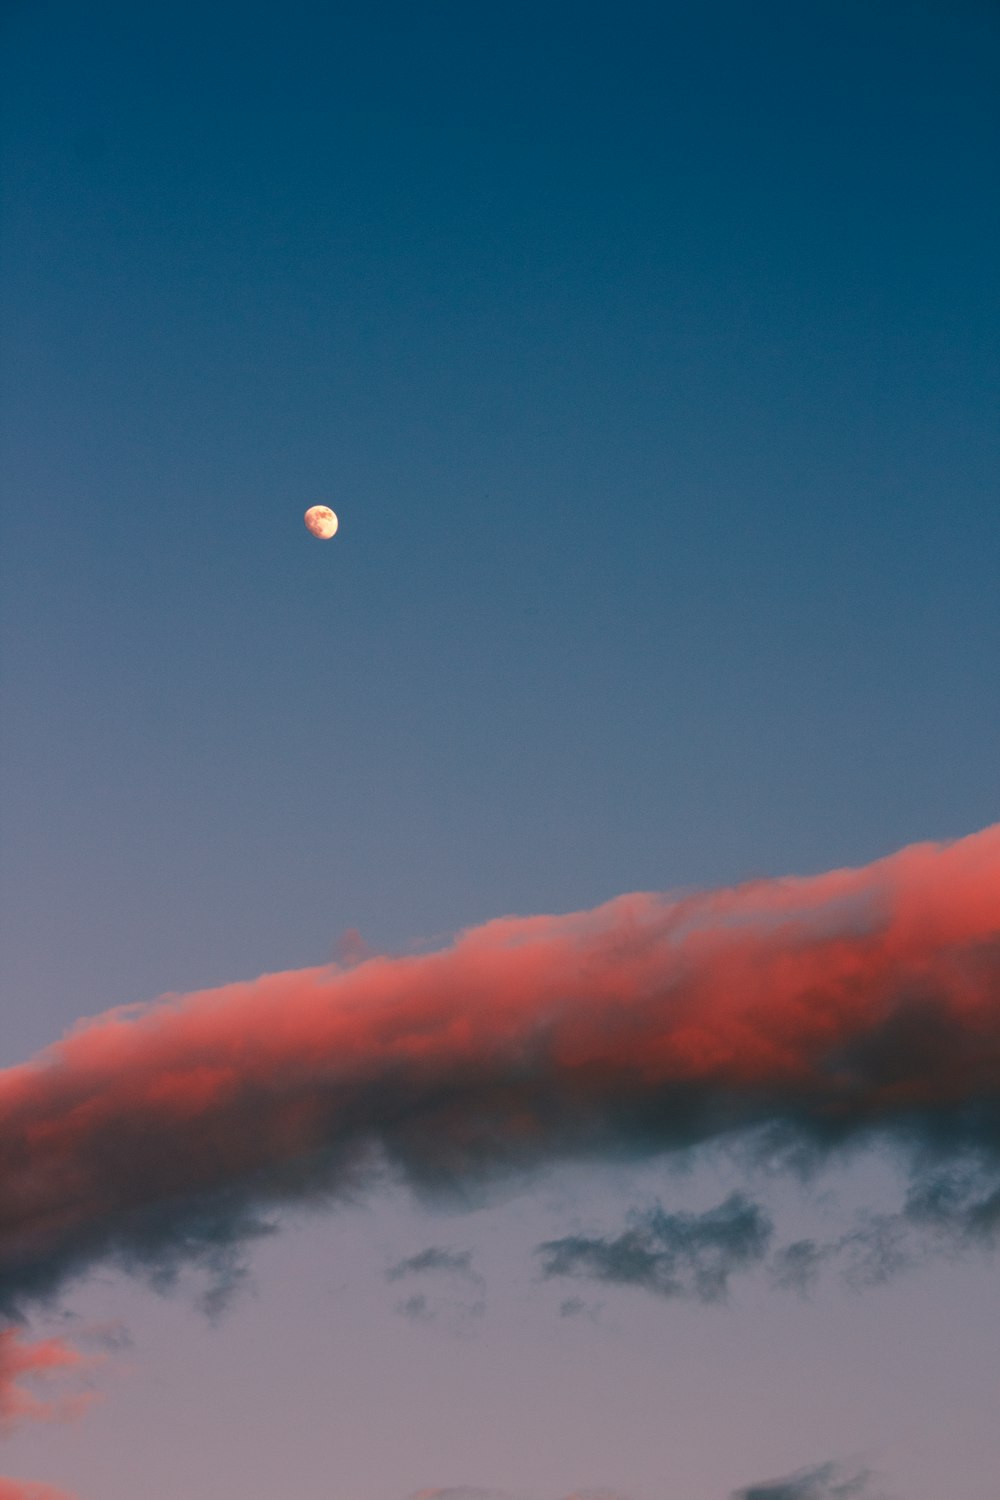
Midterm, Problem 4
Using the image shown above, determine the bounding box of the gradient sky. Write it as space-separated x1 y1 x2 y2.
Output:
1 3 998 1498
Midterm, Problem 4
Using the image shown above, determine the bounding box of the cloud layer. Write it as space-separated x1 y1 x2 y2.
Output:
1 825 998 1315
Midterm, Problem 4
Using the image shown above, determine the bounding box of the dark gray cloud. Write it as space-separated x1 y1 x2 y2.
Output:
769 1158 1000 1296
542 1157 1000 1310
536 1193 772 1303
730 1459 883 1500
0 1180 279 1323
387 1245 485 1326
768 1238 834 1296
903 1161 1000 1246
387 1247 478 1282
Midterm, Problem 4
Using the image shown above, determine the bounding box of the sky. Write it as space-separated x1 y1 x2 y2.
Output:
0 2 998 1498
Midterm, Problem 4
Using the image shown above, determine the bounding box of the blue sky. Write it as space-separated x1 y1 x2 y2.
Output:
1 3 998 1498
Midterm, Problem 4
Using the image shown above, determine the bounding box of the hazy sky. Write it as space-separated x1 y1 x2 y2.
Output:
1 3 998 1499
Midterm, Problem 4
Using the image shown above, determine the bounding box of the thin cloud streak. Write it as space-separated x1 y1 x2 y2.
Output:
1 826 998 1315
0 1481 78 1500
730 1458 884 1499
386 1247 479 1283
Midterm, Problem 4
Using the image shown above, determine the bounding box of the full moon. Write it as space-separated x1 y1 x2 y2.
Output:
304 505 338 539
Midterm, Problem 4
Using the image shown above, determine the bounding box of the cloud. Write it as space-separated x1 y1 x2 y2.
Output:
730 1459 882 1499
542 1166 1000 1306
0 1327 100 1434
395 1292 432 1322
387 1247 479 1282
387 1246 485 1326
0 1481 78 1500
770 1158 1000 1296
1 825 998 1315
0 1324 105 1500
769 1238 833 1295
557 1295 597 1319
537 1193 772 1302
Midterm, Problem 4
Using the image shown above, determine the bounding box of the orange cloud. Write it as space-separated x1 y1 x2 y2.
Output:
1 825 998 1313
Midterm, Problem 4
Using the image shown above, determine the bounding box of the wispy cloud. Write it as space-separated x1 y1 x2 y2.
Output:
0 1327 101 1434
387 1247 479 1282
539 1158 1000 1307
387 1246 485 1326
1 826 997 1315
537 1193 772 1302
0 1322 108 1500
557 1295 601 1320
771 1159 1000 1296
730 1459 884 1499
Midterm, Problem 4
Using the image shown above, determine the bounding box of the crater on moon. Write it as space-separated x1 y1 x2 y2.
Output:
304 505 338 539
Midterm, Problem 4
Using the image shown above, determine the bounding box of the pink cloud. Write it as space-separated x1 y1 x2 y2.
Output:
0 1327 100 1434
1 825 997 1311
0 1482 77 1500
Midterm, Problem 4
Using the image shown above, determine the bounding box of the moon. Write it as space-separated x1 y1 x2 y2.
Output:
304 505 338 540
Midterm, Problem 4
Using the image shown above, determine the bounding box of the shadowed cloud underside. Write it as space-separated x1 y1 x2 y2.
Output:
0 825 997 1316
